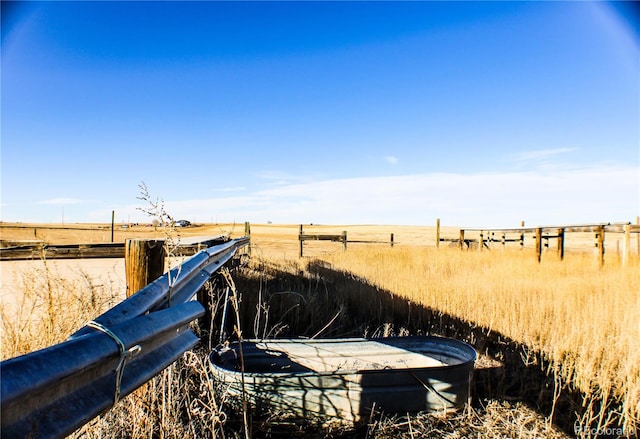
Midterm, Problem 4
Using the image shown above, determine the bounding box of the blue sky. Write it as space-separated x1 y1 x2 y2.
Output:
2 1 638 227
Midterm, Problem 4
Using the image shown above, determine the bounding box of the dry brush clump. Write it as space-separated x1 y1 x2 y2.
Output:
0 260 121 360
73 349 234 439
370 400 568 439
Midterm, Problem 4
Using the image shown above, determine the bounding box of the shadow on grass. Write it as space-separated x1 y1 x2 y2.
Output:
217 259 622 438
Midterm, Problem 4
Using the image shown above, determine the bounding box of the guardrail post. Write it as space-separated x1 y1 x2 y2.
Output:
125 239 166 297
436 218 440 248
124 238 167 399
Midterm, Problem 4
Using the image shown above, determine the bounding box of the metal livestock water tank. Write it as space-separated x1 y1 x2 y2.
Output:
209 335 476 423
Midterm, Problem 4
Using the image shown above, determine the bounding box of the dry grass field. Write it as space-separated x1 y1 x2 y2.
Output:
1 221 638 438
322 246 639 434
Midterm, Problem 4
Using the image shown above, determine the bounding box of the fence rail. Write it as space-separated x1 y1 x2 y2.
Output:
298 225 347 257
436 219 640 265
297 225 394 257
0 236 229 261
0 237 249 438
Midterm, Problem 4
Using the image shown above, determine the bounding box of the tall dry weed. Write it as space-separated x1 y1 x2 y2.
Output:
74 350 230 439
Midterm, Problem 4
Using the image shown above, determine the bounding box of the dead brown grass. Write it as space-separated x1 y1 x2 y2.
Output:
0 250 575 438
0 260 121 360
322 245 640 436
1 222 637 437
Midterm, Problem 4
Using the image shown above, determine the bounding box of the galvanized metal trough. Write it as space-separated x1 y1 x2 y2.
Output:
209 336 476 423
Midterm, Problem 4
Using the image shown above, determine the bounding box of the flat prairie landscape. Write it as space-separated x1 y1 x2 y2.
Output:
1 221 638 438
1 220 630 254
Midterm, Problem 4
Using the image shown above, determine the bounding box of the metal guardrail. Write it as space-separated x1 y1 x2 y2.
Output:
1 237 249 438
72 238 248 336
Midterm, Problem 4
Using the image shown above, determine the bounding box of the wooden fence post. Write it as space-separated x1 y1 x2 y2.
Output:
244 221 251 255
125 239 166 297
299 224 304 258
111 211 115 243
623 224 630 267
520 220 525 249
459 229 465 250
557 228 565 260
535 228 542 263
390 233 394 247
342 231 347 251
125 238 165 397
435 218 440 248
596 225 605 266
637 216 639 256
479 231 484 251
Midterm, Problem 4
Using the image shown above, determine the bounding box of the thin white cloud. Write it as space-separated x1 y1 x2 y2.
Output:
39 197 84 205
513 147 578 162
384 155 399 165
216 186 246 192
253 165 637 226
254 170 306 182
97 164 639 228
